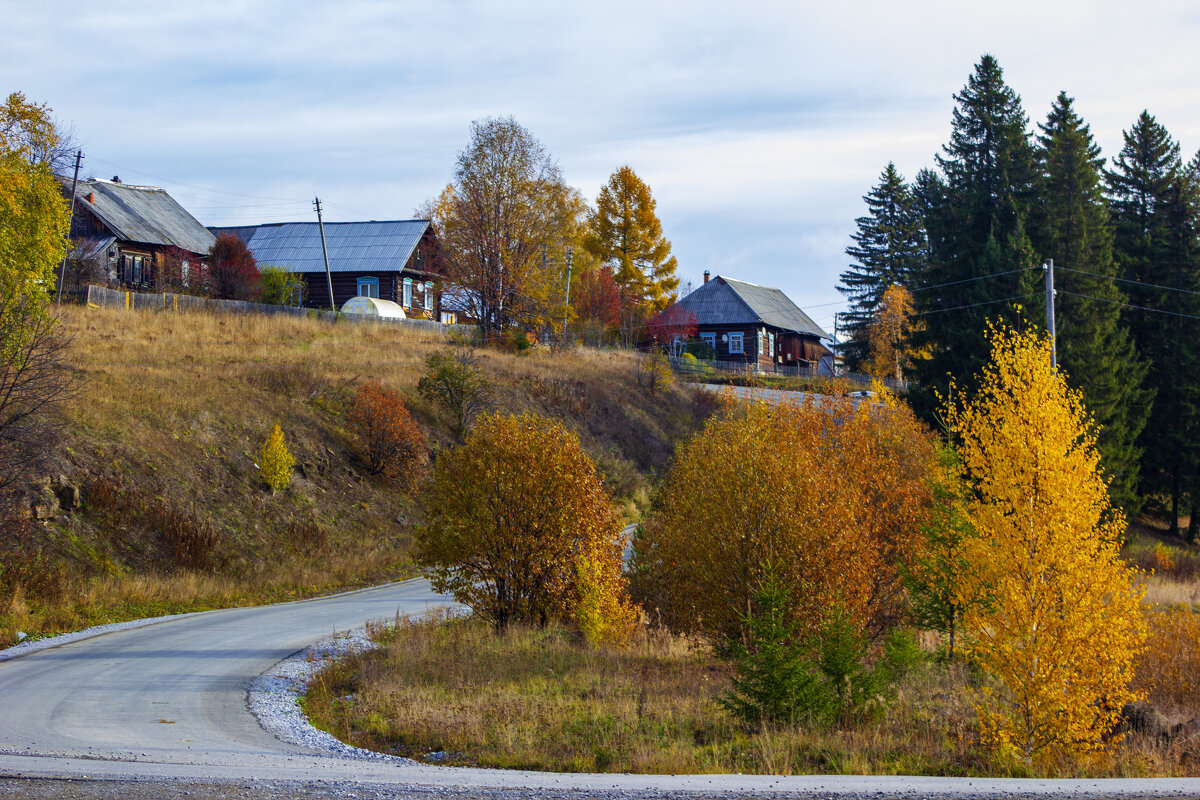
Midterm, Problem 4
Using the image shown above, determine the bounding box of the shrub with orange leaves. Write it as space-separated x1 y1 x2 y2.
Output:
349 380 427 487
943 323 1147 766
632 392 940 648
417 411 637 644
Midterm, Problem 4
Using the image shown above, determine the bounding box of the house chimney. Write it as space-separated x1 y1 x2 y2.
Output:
703 270 710 284
86 192 94 203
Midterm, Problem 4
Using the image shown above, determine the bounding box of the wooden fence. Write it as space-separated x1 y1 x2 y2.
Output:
83 285 476 337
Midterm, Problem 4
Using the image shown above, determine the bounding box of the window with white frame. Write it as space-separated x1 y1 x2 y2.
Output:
357 277 379 298
728 332 743 354
402 277 413 307
424 281 434 312
768 331 775 356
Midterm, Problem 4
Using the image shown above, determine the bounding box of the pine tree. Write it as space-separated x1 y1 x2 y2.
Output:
1107 113 1200 535
838 163 928 370
1033 92 1149 513
584 166 679 313
909 56 1040 417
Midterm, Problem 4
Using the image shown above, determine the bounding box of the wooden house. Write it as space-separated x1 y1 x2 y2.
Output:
210 220 443 317
669 274 832 371
65 178 216 290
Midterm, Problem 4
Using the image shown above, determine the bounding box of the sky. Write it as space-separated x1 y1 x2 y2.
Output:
6 1 1200 335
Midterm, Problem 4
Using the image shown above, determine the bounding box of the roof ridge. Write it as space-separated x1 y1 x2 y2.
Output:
237 219 431 227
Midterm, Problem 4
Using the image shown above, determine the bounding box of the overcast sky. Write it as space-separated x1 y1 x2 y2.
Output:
6 1 1200 333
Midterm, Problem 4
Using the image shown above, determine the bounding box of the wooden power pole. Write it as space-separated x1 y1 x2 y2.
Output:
314 197 335 312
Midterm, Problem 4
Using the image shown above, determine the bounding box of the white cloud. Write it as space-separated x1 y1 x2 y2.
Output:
5 0 1200 310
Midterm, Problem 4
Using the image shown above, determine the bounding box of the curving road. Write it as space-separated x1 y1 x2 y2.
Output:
1 578 1197 798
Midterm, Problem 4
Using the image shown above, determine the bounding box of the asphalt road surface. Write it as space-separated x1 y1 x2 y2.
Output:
1 578 1199 798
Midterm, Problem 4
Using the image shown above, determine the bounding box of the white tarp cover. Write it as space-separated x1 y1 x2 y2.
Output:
340 296 406 318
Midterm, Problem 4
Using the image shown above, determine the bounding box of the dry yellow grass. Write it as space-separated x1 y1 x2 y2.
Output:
1 304 706 645
304 613 1200 778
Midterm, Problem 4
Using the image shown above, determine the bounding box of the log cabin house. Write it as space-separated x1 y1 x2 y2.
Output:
65 178 216 290
210 220 444 319
669 273 832 372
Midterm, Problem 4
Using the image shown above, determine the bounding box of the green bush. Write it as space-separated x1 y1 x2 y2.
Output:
720 573 894 728
417 351 491 437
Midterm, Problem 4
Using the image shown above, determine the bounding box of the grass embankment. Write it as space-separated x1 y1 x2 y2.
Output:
305 530 1200 778
1 305 710 644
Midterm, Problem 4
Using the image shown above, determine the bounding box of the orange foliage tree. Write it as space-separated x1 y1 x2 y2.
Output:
416 411 636 644
864 284 922 382
349 380 427 487
633 394 940 647
943 323 1147 765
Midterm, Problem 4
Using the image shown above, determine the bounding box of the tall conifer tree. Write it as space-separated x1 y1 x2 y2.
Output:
838 163 927 370
584 166 680 313
1107 113 1200 535
1033 93 1148 512
909 56 1040 416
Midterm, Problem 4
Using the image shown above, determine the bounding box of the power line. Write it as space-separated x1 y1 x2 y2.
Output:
1056 265 1200 298
1057 290 1200 322
911 265 1038 293
84 155 301 203
912 293 1039 317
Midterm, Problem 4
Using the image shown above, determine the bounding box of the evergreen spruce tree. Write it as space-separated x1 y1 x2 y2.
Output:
1033 92 1149 513
838 163 928 370
909 55 1041 417
1107 113 1200 536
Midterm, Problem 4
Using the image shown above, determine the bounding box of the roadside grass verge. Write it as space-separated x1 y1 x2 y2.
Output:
303 612 1200 778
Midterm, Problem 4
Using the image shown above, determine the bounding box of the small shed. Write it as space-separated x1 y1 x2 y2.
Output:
341 296 407 318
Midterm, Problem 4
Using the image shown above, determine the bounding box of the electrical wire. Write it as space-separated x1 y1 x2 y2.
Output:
84 156 302 203
910 265 1039 293
1056 265 1200 298
1057 290 1200 321
912 293 1040 317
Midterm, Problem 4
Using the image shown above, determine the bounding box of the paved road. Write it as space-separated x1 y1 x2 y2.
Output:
1 579 1198 798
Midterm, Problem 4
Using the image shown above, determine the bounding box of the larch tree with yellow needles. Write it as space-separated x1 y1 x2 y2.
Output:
259 423 294 494
944 323 1147 765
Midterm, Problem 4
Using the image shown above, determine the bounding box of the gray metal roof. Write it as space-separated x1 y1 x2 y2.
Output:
674 276 830 339
209 220 430 274
77 179 216 255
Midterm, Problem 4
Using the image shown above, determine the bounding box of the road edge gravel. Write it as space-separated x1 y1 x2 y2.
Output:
247 625 419 764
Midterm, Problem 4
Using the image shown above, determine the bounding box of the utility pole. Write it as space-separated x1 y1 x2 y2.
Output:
561 246 573 344
1044 259 1057 370
56 150 83 305
313 197 335 312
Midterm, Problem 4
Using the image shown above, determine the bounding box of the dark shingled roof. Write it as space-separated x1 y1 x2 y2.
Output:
674 276 830 339
209 220 431 274
75 179 216 255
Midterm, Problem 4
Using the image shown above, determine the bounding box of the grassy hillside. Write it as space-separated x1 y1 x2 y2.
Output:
0 305 713 645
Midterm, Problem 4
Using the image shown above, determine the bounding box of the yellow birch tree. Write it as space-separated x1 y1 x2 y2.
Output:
944 323 1147 765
